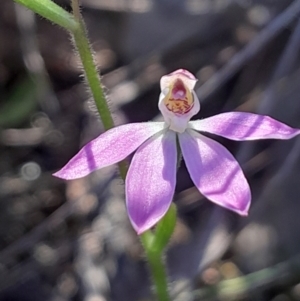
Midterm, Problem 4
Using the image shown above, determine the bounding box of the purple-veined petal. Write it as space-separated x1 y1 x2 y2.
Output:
179 129 251 215
53 122 165 180
126 130 177 234
190 112 300 141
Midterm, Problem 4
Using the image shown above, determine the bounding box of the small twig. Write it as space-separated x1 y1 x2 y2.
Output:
71 0 81 21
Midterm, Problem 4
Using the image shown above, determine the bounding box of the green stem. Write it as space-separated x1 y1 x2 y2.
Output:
141 231 171 301
139 204 176 301
14 0 78 31
70 0 127 179
70 0 114 131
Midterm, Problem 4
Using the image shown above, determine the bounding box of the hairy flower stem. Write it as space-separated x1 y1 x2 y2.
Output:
141 232 171 301
70 0 127 179
140 204 177 301
70 0 113 130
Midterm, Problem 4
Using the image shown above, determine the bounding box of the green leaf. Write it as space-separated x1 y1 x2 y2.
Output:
152 203 177 253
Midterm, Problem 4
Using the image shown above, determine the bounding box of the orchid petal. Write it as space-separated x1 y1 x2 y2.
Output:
126 130 177 234
179 130 251 215
53 122 165 179
190 112 300 141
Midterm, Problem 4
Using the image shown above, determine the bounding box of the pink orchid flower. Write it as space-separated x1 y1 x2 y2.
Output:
54 69 300 234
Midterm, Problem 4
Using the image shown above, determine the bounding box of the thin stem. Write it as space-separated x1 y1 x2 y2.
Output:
14 0 78 31
141 231 171 301
70 0 114 131
70 0 127 179
71 0 81 20
139 204 176 301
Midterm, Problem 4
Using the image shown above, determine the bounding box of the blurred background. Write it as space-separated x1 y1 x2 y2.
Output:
1 0 300 300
